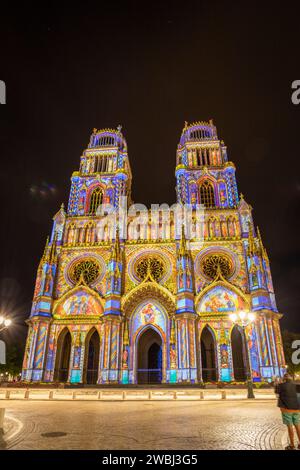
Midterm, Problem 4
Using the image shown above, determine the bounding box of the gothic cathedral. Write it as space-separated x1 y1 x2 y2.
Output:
22 121 285 384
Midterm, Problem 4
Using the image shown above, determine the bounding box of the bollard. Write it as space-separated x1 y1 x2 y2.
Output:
200 391 204 400
49 391 54 400
24 389 30 399
98 391 102 400
5 390 10 400
221 390 226 400
0 408 5 433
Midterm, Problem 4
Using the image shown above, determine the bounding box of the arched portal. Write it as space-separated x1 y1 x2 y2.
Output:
231 325 247 381
200 326 217 381
54 329 71 382
137 327 162 384
84 328 100 384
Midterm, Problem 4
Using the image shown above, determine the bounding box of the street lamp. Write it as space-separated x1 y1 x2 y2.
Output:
229 311 256 399
0 316 12 332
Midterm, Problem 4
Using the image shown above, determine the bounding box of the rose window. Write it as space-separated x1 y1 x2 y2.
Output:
201 254 233 280
70 258 101 285
135 257 165 282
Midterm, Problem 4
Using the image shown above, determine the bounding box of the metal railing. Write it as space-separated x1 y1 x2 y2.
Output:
86 369 98 384
137 368 162 384
58 369 69 382
201 368 217 382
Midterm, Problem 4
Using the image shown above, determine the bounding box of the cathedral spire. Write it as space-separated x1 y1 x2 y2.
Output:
178 224 188 257
247 222 257 257
40 236 50 264
105 226 123 314
257 226 269 261
176 223 194 301
49 233 58 264
123 319 129 346
110 227 121 262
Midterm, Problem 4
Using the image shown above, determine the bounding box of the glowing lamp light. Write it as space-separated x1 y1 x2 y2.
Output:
239 311 246 320
229 311 255 325
4 319 12 327
0 316 4 325
229 313 238 322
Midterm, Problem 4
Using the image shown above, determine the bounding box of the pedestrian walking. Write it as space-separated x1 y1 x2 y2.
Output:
275 373 300 450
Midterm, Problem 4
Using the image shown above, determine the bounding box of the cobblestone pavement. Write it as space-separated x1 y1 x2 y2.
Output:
0 400 289 450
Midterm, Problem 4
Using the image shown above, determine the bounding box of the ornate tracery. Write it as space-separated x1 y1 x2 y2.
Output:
70 258 101 285
201 254 233 280
136 257 165 282
89 187 103 215
199 180 215 207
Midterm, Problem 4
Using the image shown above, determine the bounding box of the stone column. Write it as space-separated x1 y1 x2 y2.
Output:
175 313 198 383
31 319 51 382
99 315 122 383
167 316 177 383
218 326 234 382
245 321 262 381
43 324 58 382
120 318 130 384
272 317 285 375
69 330 86 384
21 323 37 381
257 314 272 379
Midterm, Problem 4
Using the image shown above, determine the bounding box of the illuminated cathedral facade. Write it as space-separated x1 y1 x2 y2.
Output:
22 121 285 384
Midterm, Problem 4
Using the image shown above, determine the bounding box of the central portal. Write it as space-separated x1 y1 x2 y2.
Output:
137 327 162 384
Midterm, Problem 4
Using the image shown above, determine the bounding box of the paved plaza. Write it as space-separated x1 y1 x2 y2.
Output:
0 399 289 450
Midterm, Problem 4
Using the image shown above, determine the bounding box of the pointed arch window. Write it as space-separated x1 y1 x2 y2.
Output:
89 187 103 215
199 181 215 208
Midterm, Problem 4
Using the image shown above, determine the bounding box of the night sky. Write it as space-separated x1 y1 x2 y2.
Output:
1 1 300 349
